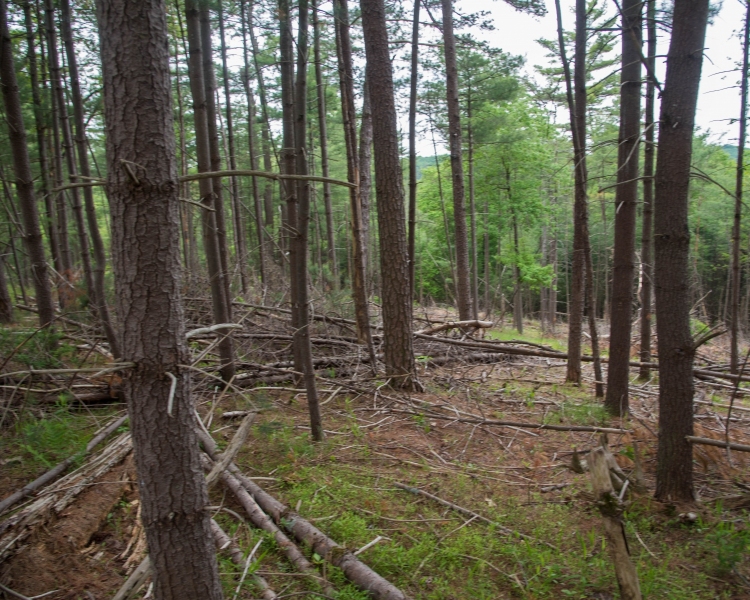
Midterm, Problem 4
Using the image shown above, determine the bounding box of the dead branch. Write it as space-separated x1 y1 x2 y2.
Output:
415 320 493 335
686 436 750 453
0 414 128 516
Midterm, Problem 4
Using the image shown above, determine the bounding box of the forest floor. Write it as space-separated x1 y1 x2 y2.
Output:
1 304 749 600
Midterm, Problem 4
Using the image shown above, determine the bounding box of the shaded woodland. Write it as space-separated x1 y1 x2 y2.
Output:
1 0 750 598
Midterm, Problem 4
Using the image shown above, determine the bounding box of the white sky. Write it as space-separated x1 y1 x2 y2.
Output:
456 0 748 147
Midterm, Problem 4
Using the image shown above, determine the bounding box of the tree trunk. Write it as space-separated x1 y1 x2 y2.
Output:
605 0 642 416
654 0 709 503
45 0 96 318
361 0 417 390
313 1 338 286
60 0 121 358
95 0 223 596
218 0 249 296
0 251 12 323
468 104 479 320
23 1 60 283
555 0 587 385
0 0 55 327
731 2 750 373
408 0 419 300
441 0 472 320
359 75 373 283
200 8 232 309
639 0 657 380
246 1 275 259
185 0 235 382
512 212 523 333
239 0 266 286
334 0 377 368
293 0 324 441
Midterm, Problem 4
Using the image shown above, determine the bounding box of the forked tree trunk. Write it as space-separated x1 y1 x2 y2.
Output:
185 0 235 382
361 0 417 390
0 0 55 327
95 0 223 596
639 0 656 380
654 0 710 502
731 2 750 373
60 0 121 358
605 0 642 416
293 0 324 441
441 0 472 321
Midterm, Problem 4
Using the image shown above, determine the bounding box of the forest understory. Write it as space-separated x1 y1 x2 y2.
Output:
1 299 749 600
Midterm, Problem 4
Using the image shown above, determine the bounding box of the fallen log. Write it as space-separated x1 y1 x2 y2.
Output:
196 429 409 600
415 320 493 335
384 408 629 435
686 436 750 453
0 414 128 516
210 519 277 599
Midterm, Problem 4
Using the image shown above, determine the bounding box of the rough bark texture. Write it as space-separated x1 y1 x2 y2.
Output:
0 254 11 323
605 0 642 415
731 3 749 373
334 0 376 366
408 0 419 299
555 0 586 385
293 0 324 441
60 0 121 358
441 0 472 321
95 0 223 597
23 1 60 281
0 0 55 327
185 0 235 381
639 0 656 380
360 0 417 390
654 0 709 502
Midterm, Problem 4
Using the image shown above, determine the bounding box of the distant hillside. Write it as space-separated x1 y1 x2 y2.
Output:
415 155 448 181
723 144 738 160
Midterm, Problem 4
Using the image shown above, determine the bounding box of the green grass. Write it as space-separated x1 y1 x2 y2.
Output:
227 418 733 599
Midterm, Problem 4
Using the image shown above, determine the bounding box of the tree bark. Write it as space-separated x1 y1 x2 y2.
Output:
639 0 656 380
334 0 377 368
654 0 709 503
408 0 420 301
200 7 232 309
313 1 338 286
555 0 587 385
731 2 750 373
95 0 223 596
359 75 373 280
185 0 235 382
441 0 472 320
0 0 55 328
60 0 121 358
239 0 266 286
0 252 12 323
22 1 60 283
217 0 249 296
605 0 642 416
293 0 324 441
360 0 417 390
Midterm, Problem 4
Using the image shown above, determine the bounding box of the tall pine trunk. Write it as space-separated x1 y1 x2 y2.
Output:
639 0 656 380
731 2 750 373
361 0 417 390
605 0 642 415
95 0 223 595
441 0 472 320
0 0 55 327
654 0 709 502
